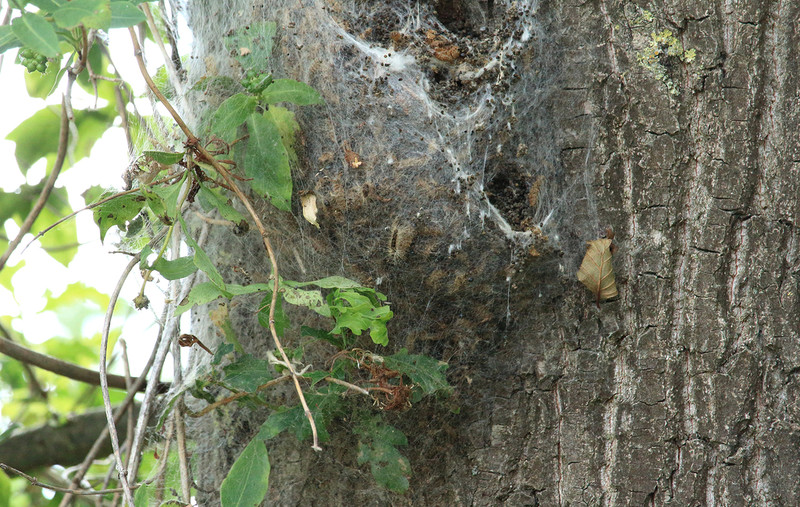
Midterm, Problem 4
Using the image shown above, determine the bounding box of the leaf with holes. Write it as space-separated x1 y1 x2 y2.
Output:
577 238 618 306
92 193 145 242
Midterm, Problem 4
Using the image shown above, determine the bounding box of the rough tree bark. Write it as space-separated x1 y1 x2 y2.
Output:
183 0 800 505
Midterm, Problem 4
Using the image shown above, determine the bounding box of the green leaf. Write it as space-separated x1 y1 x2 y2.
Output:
355 416 411 493
179 215 225 289
24 57 63 98
383 349 450 395
220 438 270 507
0 469 10 507
223 354 273 392
264 106 299 166
257 388 345 442
261 79 324 105
110 1 146 28
176 281 230 315
198 185 245 223
53 0 112 30
245 112 292 211
210 93 257 142
7 105 116 173
328 288 393 346
150 256 197 280
143 150 184 165
153 177 184 218
225 283 272 296
12 13 59 58
29 0 66 12
133 482 149 506
0 26 22 54
212 343 235 365
92 193 146 242
257 293 289 336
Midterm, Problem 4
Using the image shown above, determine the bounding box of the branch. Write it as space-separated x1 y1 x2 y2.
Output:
99 256 138 505
128 26 322 451
0 337 169 393
0 404 142 472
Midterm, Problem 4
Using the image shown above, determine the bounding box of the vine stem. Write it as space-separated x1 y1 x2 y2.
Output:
127 27 322 450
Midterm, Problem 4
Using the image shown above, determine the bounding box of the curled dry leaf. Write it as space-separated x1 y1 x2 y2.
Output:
299 190 320 228
577 238 618 306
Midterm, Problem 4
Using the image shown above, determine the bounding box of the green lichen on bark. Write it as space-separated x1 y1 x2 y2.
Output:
630 8 696 95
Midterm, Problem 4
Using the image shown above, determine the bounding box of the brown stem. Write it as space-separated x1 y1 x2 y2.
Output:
128 27 322 450
0 337 168 393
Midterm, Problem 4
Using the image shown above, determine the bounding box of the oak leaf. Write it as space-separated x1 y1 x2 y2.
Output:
577 238 618 306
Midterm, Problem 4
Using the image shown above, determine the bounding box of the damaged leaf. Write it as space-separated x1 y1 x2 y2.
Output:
577 238 618 305
299 191 319 228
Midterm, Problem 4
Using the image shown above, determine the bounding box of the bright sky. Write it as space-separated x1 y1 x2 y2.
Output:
0 17 193 387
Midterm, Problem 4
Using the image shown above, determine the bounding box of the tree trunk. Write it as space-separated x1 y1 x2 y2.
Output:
183 0 800 504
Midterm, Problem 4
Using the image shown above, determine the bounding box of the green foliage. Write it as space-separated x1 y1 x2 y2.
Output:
92 192 146 241
222 354 273 392
261 79 324 106
220 438 270 507
53 0 112 30
0 11 453 504
109 1 147 29
355 416 411 492
209 93 257 142
383 349 451 395
327 288 393 346
12 13 59 58
244 111 293 210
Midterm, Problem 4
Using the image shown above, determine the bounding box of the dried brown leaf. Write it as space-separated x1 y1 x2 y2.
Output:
299 191 320 228
577 238 618 305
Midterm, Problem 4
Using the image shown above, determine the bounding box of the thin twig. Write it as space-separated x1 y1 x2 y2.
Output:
0 95 70 271
59 308 167 507
0 463 138 496
193 209 234 226
174 404 191 503
99 256 139 506
125 220 207 483
129 25 322 451
325 376 371 396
